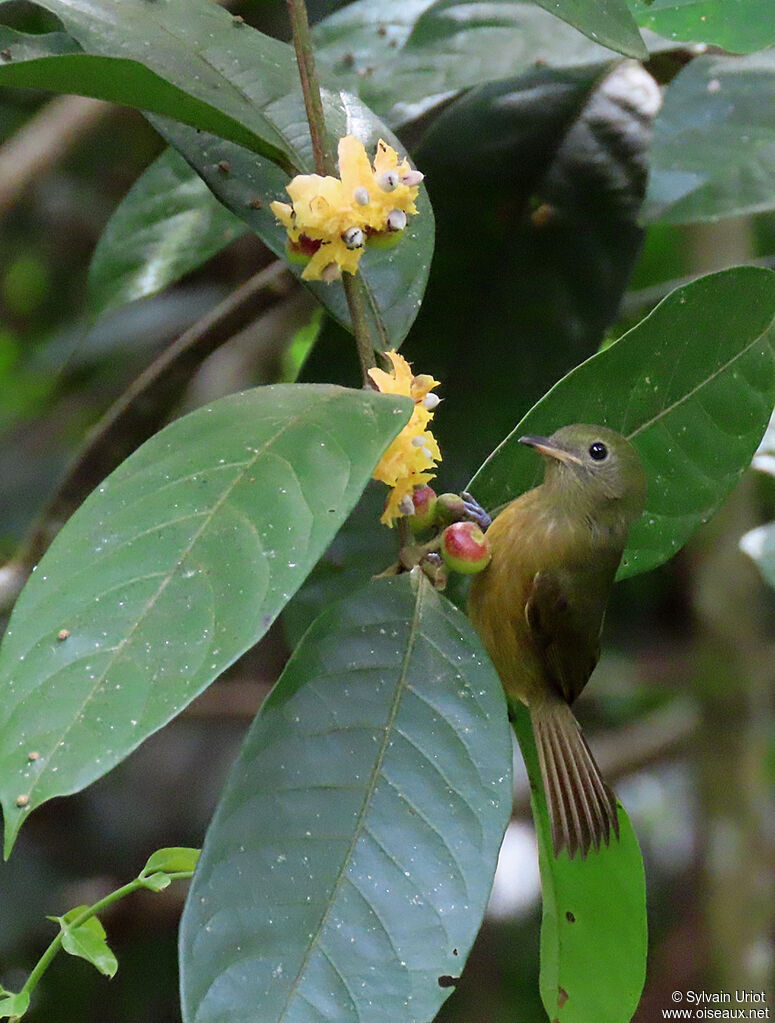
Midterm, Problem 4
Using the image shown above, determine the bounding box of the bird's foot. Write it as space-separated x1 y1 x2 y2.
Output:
460 492 492 531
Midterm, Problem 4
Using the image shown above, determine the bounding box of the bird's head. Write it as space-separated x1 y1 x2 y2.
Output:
519 423 647 525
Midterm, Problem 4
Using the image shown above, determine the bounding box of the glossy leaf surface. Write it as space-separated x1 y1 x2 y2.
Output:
0 386 411 854
315 0 670 128
631 0 775 53
468 267 775 578
0 26 287 163
180 572 512 1023
511 705 647 1023
645 51 775 224
87 149 245 317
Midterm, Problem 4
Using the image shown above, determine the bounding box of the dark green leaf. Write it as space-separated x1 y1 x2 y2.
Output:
5 1 299 165
645 51 775 224
0 385 412 855
412 60 659 476
87 149 245 318
468 267 775 578
511 705 647 1023
156 117 434 349
52 908 118 978
630 0 775 53
315 0 667 128
0 27 288 164
180 572 512 1023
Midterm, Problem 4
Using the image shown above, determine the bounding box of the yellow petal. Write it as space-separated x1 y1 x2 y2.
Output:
270 201 295 230
338 135 375 197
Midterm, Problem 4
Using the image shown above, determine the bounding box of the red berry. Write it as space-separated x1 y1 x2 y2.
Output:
440 522 491 574
408 485 437 531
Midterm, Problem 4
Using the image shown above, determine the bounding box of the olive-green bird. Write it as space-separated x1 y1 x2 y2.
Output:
468 424 647 858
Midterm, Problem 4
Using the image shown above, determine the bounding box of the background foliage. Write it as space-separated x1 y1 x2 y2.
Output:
1 0 775 1021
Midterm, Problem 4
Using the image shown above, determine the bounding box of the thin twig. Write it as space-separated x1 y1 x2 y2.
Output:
342 275 377 378
284 0 335 177
0 96 115 219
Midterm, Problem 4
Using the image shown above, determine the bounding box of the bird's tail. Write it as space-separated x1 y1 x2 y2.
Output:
530 700 619 858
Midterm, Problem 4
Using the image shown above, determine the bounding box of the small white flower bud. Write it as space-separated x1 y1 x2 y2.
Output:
386 209 407 232
400 170 424 187
342 226 365 249
411 435 426 447
399 495 415 515
421 446 433 461
377 170 399 192
422 393 440 410
354 187 370 205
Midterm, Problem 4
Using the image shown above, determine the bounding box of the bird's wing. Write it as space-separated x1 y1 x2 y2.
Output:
524 569 601 706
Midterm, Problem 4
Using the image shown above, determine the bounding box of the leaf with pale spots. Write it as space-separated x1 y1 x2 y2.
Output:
468 267 775 579
0 385 412 855
179 572 512 1023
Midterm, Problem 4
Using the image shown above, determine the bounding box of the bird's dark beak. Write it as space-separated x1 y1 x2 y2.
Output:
519 435 583 466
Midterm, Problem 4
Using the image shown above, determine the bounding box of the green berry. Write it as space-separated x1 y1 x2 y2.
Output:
435 493 467 525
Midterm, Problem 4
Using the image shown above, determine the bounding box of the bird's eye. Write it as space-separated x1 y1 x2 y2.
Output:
589 442 608 461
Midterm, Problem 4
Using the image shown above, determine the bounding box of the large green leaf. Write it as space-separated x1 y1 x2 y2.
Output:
511 704 646 1023
314 0 667 128
644 51 775 224
155 116 435 349
468 267 775 578
0 385 412 855
87 148 245 318
0 26 290 165
180 572 512 1023
630 0 775 54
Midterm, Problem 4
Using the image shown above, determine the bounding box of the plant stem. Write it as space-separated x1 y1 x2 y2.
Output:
17 880 141 1005
284 0 334 177
284 0 377 383
342 276 377 380
14 868 196 1012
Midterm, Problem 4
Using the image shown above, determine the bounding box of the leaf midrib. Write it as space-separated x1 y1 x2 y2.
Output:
627 313 775 440
273 579 426 1022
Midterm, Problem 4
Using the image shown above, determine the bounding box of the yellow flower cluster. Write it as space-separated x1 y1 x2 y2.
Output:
369 350 441 525
270 136 422 282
